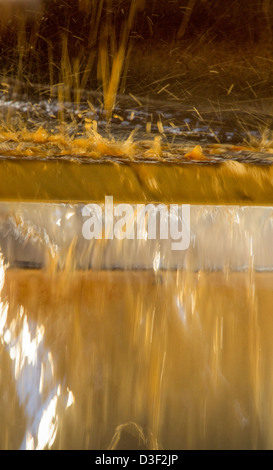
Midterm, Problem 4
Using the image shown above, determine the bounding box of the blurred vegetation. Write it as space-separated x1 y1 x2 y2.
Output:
1 0 273 72
0 0 273 114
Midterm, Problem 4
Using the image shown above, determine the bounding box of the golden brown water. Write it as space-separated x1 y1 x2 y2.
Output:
1 0 273 452
1 264 273 450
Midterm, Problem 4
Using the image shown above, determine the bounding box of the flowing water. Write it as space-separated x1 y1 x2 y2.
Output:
1 0 273 450
0 197 273 450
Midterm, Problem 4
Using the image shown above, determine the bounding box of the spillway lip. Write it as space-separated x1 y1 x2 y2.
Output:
0 158 272 205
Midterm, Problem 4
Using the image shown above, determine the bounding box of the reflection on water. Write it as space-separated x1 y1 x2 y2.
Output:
0 255 74 450
0 203 273 449
1 0 273 451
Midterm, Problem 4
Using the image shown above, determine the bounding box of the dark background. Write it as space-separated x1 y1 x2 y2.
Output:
1 1 273 115
23 0 273 44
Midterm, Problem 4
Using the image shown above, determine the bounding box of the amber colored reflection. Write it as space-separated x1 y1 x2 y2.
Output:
0 268 273 449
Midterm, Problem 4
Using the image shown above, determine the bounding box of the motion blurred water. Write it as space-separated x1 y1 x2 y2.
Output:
0 198 273 449
1 0 273 451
